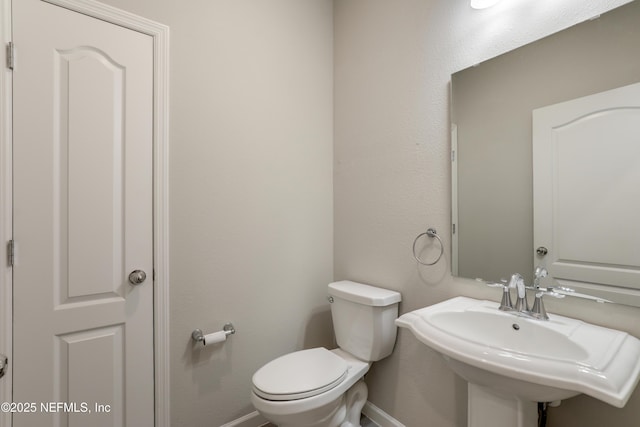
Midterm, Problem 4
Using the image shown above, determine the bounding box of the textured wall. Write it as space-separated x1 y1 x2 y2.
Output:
96 1 334 426
334 0 640 426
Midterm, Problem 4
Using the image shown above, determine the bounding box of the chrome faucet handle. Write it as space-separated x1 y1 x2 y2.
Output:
496 279 515 311
483 278 508 288
531 292 548 320
499 285 514 311
534 266 548 279
480 278 514 311
533 266 549 289
531 290 565 320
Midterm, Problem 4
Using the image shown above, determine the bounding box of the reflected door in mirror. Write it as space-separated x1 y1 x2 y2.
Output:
533 82 640 305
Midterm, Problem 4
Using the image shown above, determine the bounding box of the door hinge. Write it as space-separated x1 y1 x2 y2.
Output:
6 42 14 70
451 149 456 162
7 240 15 267
0 354 7 379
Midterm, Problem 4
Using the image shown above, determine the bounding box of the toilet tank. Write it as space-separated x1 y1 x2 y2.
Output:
328 281 402 362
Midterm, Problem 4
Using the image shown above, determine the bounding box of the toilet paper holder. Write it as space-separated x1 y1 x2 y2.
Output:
192 323 236 345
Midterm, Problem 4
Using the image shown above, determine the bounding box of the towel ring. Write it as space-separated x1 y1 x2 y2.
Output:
412 228 444 266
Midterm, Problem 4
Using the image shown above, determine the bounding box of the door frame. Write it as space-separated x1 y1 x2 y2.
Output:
0 1 170 426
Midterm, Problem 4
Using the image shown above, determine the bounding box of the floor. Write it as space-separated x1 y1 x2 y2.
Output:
262 414 379 427
361 414 379 427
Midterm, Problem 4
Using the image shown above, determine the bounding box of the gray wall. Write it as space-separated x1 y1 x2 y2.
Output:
453 1 640 284
83 0 640 426
96 1 334 426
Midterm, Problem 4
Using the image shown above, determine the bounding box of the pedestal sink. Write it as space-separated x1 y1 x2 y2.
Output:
396 297 640 427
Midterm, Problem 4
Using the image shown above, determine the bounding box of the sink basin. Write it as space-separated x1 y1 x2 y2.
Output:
396 296 640 407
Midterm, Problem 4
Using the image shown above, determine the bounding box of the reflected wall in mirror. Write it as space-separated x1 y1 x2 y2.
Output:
451 1 640 306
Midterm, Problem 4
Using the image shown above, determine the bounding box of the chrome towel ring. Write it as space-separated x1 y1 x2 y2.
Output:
412 228 444 266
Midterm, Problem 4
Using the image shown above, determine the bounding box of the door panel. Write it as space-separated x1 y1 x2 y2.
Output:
12 1 153 425
61 47 126 301
58 326 124 427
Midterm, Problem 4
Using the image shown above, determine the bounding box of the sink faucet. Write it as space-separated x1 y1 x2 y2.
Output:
509 273 528 312
489 268 562 321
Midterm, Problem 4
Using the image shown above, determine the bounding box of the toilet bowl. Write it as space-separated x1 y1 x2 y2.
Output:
251 281 401 427
251 348 369 427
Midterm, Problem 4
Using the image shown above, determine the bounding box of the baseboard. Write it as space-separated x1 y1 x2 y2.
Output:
219 410 269 427
222 401 403 427
363 401 406 427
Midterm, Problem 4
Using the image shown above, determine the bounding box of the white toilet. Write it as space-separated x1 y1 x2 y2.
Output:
251 280 402 427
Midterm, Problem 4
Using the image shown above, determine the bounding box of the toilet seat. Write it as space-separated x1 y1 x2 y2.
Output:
252 348 348 401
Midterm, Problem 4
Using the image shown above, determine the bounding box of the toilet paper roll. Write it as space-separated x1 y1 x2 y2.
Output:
203 330 227 346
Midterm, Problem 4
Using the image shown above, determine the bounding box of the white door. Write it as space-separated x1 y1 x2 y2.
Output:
533 82 640 299
12 1 154 426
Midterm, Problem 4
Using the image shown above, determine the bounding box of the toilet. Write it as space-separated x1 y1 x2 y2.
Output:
251 280 402 427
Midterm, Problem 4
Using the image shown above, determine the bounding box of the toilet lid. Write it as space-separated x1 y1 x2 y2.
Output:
252 348 348 401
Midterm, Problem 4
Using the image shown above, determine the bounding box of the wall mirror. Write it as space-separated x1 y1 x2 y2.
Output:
451 1 640 306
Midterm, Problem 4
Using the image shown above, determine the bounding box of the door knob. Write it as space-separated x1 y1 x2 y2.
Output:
129 270 147 285
536 247 548 256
